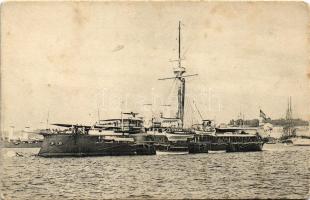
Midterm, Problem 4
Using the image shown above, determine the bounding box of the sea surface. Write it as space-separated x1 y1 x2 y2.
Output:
1 144 309 199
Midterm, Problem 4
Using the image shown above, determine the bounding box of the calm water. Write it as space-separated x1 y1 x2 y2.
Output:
1 144 309 199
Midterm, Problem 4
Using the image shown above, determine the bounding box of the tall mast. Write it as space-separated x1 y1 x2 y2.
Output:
175 21 185 127
286 96 293 121
158 21 198 128
289 96 292 116
178 21 181 64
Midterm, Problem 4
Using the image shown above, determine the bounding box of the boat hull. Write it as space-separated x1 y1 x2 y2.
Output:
156 150 188 155
38 134 156 157
226 142 264 152
189 133 265 153
154 143 189 154
188 142 209 153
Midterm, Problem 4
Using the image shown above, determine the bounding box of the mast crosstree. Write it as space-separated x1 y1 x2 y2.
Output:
158 21 198 127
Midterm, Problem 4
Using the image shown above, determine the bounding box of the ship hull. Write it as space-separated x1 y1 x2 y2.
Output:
154 144 189 154
189 142 264 152
156 150 188 155
226 142 264 152
38 134 156 157
188 142 209 154
150 133 190 154
209 143 227 151
189 141 264 153
189 133 264 153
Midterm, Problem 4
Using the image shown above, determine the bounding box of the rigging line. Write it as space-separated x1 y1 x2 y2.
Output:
184 99 190 126
189 101 197 125
191 99 203 123
184 99 193 128
181 32 200 60
165 79 176 100
169 79 177 102
193 100 204 121
184 99 189 125
181 41 193 60
185 97 193 122
163 79 177 116
185 97 199 126
166 80 175 109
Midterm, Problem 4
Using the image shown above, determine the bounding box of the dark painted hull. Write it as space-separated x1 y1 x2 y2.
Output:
226 142 264 152
155 144 189 152
189 142 263 153
188 142 208 153
188 142 230 153
152 134 264 154
189 134 265 153
151 134 190 154
38 134 156 157
209 143 227 151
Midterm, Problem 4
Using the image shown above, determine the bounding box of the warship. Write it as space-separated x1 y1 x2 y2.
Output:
38 112 156 157
39 21 266 157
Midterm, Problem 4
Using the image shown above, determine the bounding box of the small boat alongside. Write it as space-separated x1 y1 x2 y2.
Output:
147 124 194 155
156 149 189 155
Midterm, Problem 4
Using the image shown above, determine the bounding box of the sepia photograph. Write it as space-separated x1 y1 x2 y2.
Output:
0 1 309 199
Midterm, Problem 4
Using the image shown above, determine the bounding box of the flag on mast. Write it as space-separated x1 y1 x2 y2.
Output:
260 109 267 120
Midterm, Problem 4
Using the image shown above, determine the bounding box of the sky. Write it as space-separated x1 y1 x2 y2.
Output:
1 1 310 130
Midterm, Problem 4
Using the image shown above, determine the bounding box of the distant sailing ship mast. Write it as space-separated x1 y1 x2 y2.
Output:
158 21 198 128
283 96 296 138
285 96 293 121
